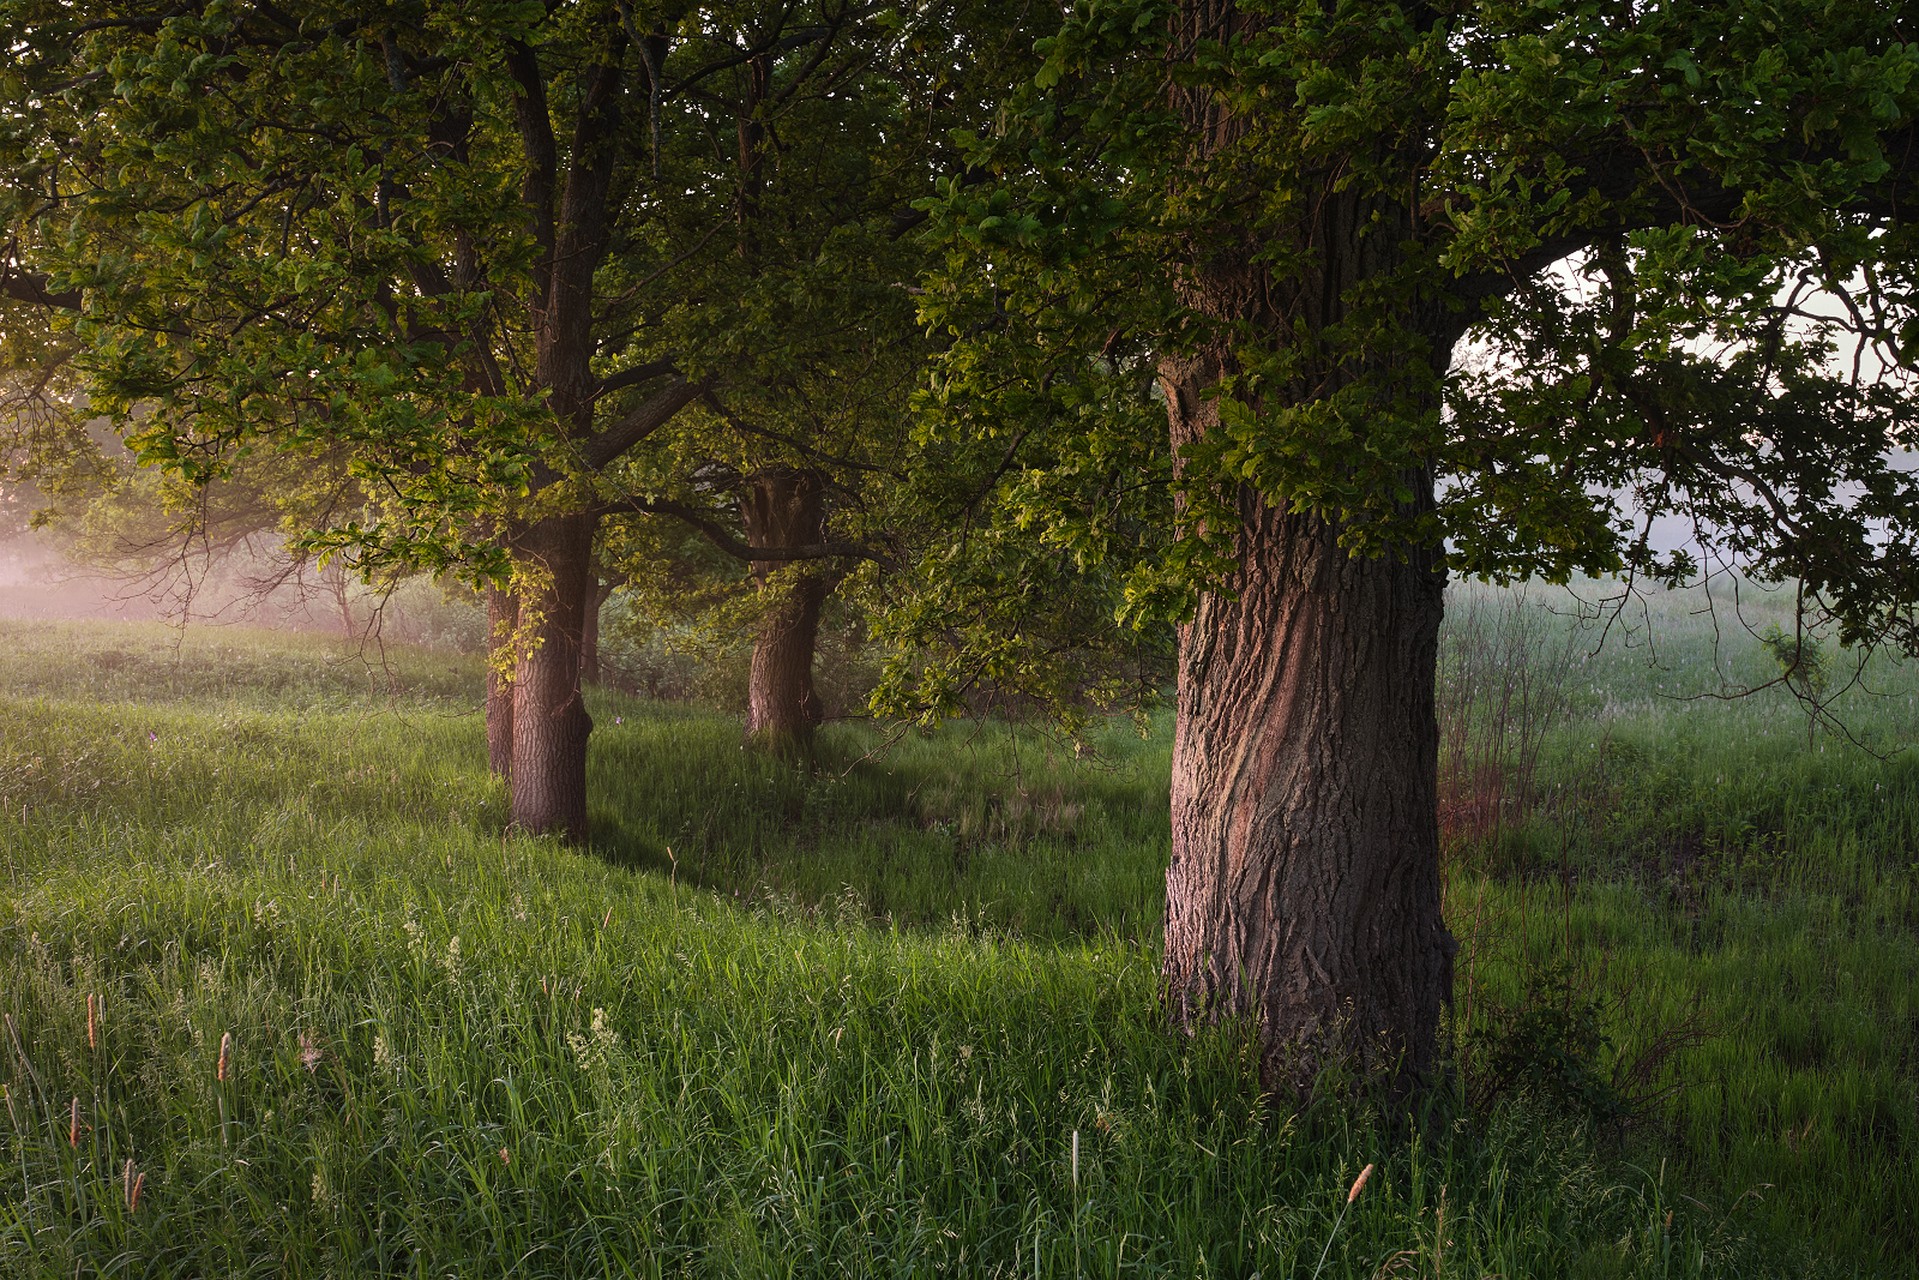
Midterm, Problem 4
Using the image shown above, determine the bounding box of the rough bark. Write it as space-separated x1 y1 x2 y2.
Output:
741 468 831 753
1162 363 1451 1099
497 33 622 840
1160 0 1455 1098
508 513 598 839
485 586 518 781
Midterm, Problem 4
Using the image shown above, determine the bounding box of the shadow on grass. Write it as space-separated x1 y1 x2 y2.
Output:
581 691 1172 944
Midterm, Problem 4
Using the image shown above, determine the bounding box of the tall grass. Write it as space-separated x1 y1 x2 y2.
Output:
0 601 1911 1276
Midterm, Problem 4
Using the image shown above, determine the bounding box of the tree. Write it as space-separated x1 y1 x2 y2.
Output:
0 0 969 837
600 375 914 757
908 0 1919 1096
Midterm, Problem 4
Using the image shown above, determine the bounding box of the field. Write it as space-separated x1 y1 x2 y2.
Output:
0 580 1913 1277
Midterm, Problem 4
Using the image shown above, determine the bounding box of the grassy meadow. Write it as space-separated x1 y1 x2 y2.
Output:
0 580 1913 1277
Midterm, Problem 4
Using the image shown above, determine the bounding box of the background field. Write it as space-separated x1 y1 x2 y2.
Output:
0 579 1913 1277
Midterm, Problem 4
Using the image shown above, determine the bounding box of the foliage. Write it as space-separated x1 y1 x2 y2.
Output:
1463 963 1625 1128
1758 621 1833 703
901 0 1919 687
0 1 982 584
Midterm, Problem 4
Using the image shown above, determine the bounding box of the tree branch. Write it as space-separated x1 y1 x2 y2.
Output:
592 359 679 402
604 495 880 564
505 39 558 313
579 374 704 470
0 267 80 310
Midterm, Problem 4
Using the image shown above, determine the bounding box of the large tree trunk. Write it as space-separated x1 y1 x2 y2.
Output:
1162 365 1451 1100
1158 1 1455 1096
741 468 830 753
1158 349 1456 1100
1159 391 1454 1099
485 586 518 781
507 513 598 839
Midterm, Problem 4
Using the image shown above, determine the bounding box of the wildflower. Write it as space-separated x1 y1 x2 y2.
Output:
299 1031 323 1073
499 1147 511 1166
567 1007 621 1072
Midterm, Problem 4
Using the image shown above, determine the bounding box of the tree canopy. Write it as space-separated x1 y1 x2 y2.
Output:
8 0 1919 1096
913 0 1919 646
897 0 1919 1092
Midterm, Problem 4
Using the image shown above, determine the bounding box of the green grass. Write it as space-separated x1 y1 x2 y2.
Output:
0 598 1911 1277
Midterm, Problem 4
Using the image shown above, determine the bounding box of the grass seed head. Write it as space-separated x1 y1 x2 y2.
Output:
1348 1162 1375 1205
217 1031 232 1083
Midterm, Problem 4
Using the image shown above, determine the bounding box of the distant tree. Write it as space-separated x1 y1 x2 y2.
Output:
600 367 915 755
909 0 1919 1097
0 0 988 836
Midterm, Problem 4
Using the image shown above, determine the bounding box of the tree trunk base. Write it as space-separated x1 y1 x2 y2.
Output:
1162 484 1453 1102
